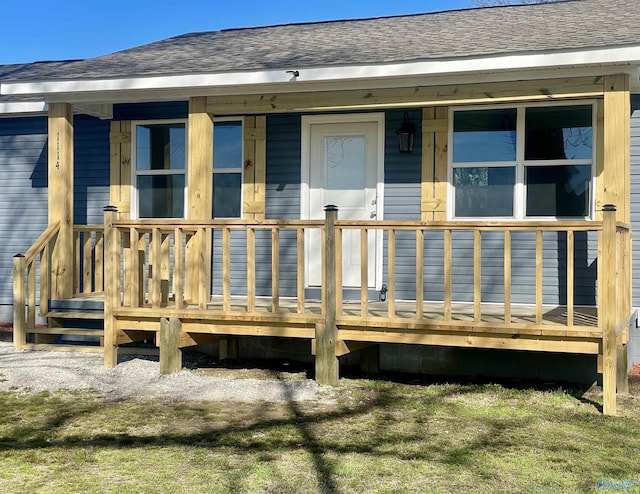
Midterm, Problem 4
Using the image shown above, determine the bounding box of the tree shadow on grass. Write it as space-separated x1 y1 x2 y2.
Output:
0 369 635 492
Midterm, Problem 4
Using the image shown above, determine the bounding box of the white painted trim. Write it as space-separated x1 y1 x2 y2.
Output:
0 101 47 115
3 46 640 100
301 113 385 290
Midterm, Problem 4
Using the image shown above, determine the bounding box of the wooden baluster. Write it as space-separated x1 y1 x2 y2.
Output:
297 227 305 314
198 228 208 310
361 229 369 318
246 227 256 313
567 230 574 327
39 243 50 317
138 233 147 305
27 261 36 329
73 230 80 295
94 231 104 293
151 227 161 309
335 227 343 317
161 233 170 305
83 232 93 293
474 230 482 323
223 227 231 312
129 228 140 308
444 229 452 321
388 229 396 319
504 230 511 326
535 230 543 325
272 228 280 313
416 229 424 320
174 228 184 309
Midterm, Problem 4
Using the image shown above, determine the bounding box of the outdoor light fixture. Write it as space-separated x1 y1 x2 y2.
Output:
396 112 415 153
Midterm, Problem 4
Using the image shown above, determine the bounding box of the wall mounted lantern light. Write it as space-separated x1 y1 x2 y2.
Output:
396 112 415 153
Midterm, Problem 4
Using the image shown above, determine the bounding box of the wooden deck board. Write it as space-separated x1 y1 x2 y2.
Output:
67 293 599 334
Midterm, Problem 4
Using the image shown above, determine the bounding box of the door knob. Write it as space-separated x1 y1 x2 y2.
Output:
370 211 377 218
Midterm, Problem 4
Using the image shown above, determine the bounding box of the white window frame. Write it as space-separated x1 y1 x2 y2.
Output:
447 100 596 221
212 117 244 219
131 118 188 219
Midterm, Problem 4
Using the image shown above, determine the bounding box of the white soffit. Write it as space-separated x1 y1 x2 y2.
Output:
2 46 640 101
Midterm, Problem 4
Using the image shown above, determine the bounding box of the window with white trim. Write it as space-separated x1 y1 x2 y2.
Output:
134 120 186 218
450 103 594 219
131 118 244 219
213 120 243 218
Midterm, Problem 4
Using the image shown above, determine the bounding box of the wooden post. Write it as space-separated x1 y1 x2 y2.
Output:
103 206 119 368
12 254 26 349
602 75 630 223
602 204 617 415
617 345 629 395
186 97 213 302
359 345 380 375
160 317 182 374
219 338 239 361
316 205 339 385
48 103 74 299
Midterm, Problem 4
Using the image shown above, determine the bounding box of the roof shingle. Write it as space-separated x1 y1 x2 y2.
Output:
2 0 639 83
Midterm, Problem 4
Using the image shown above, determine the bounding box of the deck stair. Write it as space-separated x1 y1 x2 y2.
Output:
22 298 105 353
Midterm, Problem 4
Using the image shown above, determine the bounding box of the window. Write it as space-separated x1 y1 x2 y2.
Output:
450 103 593 219
132 118 244 219
213 120 243 218
134 121 186 218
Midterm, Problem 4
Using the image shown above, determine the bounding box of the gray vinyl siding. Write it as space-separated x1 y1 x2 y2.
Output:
630 96 640 307
74 115 111 224
0 116 48 322
0 114 110 322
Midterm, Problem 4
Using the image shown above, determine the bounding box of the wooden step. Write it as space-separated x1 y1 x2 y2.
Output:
46 311 104 320
28 327 103 337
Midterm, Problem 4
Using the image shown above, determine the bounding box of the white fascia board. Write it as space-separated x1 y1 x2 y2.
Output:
0 101 47 115
3 45 640 99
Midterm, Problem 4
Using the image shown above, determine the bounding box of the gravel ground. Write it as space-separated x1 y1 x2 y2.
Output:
0 341 326 402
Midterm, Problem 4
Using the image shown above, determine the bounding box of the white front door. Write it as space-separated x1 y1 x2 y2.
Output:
302 114 384 289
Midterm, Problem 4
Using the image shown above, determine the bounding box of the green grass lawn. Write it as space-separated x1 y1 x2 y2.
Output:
0 378 639 493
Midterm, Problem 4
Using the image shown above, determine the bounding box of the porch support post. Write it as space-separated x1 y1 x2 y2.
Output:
186 97 213 304
12 254 26 349
48 103 74 299
603 75 630 223
601 204 617 415
103 206 119 368
316 205 339 385
160 317 182 374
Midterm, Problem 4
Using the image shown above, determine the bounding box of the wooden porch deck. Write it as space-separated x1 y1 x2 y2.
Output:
13 208 631 414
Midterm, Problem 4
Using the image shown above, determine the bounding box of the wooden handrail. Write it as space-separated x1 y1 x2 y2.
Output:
23 222 60 263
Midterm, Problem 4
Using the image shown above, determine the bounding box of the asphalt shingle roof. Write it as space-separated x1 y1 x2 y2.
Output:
2 0 639 84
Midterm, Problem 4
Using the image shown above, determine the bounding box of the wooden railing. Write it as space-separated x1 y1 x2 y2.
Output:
13 222 60 348
99 207 634 336
72 225 105 296
106 217 326 315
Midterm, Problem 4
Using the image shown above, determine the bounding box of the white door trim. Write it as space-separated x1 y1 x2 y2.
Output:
301 113 385 290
